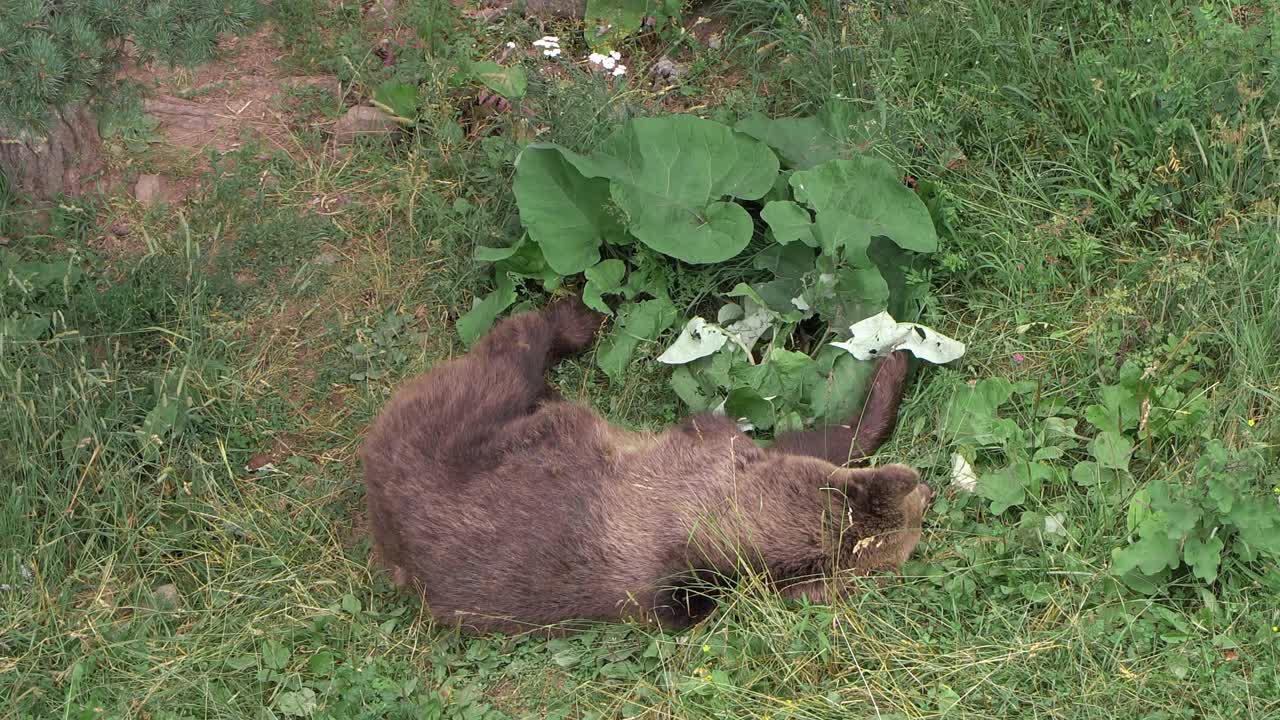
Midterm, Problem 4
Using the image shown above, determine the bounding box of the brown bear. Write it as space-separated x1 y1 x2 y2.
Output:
360 295 932 635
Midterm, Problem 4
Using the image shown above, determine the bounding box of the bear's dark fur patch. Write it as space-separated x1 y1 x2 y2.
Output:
361 296 932 635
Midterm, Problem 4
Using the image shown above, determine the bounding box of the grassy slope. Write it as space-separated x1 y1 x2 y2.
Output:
3 0 1277 718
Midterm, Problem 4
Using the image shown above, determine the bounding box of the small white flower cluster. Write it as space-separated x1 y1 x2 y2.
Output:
533 36 561 58
588 50 627 77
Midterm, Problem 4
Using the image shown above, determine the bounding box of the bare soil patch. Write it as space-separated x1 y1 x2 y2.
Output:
120 26 343 161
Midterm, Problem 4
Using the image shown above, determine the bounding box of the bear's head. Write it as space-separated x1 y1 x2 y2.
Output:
779 463 933 602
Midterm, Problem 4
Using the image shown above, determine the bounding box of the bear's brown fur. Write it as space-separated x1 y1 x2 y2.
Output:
360 296 932 634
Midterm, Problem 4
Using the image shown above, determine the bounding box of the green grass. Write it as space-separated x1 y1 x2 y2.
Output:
3 0 1278 718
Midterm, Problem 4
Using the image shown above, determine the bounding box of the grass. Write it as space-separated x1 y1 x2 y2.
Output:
2 0 1277 717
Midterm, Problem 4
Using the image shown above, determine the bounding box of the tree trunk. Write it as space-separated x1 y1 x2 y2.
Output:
0 104 105 201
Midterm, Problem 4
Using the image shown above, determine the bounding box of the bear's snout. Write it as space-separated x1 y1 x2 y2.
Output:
916 483 934 505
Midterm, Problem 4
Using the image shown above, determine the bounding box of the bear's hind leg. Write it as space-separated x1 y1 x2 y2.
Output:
770 351 909 466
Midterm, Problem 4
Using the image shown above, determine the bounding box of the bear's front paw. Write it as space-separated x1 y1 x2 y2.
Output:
546 295 606 354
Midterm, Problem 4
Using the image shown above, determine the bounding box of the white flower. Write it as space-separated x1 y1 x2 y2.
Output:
506 41 515 49
543 48 561 57
612 64 626 77
601 56 616 70
532 36 560 49
588 52 606 64
609 50 621 60
950 453 978 493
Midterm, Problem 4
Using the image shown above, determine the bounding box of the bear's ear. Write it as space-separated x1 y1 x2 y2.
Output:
819 475 870 514
832 464 919 513
868 465 920 504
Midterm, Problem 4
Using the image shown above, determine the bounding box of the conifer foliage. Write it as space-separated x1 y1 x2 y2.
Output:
0 0 261 131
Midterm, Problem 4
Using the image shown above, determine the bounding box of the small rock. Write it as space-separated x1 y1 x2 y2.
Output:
365 0 397 22
144 95 223 150
652 56 686 83
464 6 507 22
333 106 400 144
134 174 165 205
245 453 273 472
247 450 275 468
111 221 131 236
150 583 181 611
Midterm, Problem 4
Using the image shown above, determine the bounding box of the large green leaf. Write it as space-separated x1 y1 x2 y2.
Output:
978 461 1051 515
808 345 878 425
456 272 517 346
1 313 51 340
1112 533 1181 576
942 378 1021 447
583 0 649 50
725 387 774 431
1084 384 1142 433
596 297 678 381
613 197 753 265
469 61 527 99
977 467 1026 516
735 103 883 170
791 157 938 261
752 242 815 279
810 253 890 330
1088 430 1134 471
372 80 418 121
585 116 780 264
475 236 562 290
748 348 823 409
1228 500 1280 559
1071 460 1118 488
514 145 625 274
1183 534 1224 583
761 200 815 246
865 236 929 321
670 365 714 411
583 259 626 315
